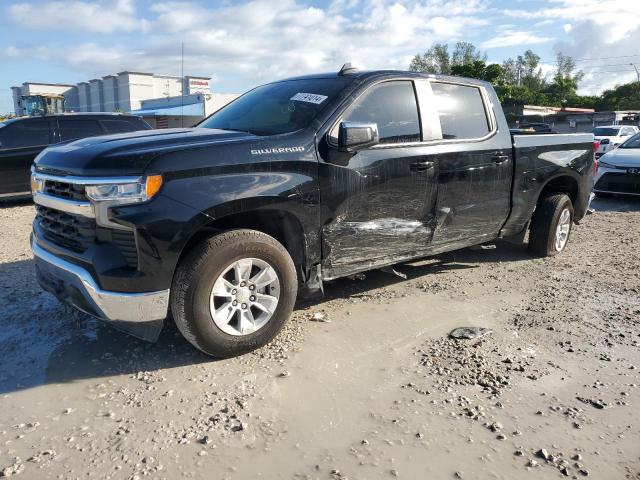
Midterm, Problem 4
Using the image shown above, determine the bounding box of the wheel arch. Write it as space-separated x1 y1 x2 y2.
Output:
535 173 580 207
176 207 309 280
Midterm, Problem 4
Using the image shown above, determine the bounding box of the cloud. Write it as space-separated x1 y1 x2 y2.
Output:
7 0 148 33
4 0 492 90
480 30 553 49
504 0 640 43
552 19 640 95
503 0 640 94
4 0 639 97
1 45 51 60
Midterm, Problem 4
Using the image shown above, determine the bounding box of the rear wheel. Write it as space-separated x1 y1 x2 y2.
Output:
528 193 574 257
171 229 298 357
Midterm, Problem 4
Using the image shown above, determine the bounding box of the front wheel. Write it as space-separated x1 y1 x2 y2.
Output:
528 193 574 257
171 229 298 358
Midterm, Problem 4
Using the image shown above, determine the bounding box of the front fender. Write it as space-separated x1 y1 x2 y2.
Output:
159 167 321 265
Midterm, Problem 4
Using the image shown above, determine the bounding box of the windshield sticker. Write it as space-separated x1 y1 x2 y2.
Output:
290 92 328 105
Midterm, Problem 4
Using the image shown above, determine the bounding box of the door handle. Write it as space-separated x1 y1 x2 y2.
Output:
491 153 509 164
410 161 434 172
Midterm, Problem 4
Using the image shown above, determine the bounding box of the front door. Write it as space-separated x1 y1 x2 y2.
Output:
318 80 438 279
0 119 53 196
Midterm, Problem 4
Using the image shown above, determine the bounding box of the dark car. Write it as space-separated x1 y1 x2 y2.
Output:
31 66 595 357
518 122 556 134
0 113 151 198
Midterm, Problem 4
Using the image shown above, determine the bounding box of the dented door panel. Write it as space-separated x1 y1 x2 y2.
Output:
319 145 438 276
432 147 513 244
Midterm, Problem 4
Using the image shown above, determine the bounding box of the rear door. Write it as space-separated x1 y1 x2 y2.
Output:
318 79 439 277
99 118 151 134
0 119 54 196
57 118 104 142
426 80 513 243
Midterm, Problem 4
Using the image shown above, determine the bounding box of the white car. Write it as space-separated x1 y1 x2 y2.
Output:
593 125 639 158
594 132 640 196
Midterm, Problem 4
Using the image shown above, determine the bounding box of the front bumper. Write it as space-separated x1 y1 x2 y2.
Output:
32 237 169 341
594 168 640 196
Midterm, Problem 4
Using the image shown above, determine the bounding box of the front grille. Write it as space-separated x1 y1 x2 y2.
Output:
595 172 640 194
36 205 95 252
44 180 88 202
36 205 138 268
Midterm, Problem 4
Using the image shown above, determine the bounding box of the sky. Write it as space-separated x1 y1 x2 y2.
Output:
1 0 640 114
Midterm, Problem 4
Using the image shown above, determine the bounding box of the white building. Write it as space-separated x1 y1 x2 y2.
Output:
134 93 240 128
11 71 236 117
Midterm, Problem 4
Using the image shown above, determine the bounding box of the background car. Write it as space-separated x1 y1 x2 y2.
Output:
592 125 639 158
519 122 557 134
594 131 640 196
0 113 151 199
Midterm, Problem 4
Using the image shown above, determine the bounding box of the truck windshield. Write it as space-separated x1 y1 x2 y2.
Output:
621 132 640 149
199 78 351 136
592 127 620 136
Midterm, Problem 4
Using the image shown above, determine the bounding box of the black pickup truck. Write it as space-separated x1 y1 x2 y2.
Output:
31 66 595 357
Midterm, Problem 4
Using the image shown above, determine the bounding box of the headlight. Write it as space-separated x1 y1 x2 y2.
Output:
85 175 163 204
598 160 615 168
30 174 45 194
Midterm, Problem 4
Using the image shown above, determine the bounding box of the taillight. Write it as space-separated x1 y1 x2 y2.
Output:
593 141 600 175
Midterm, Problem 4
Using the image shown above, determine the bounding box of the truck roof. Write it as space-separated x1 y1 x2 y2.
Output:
0 112 141 126
279 69 491 88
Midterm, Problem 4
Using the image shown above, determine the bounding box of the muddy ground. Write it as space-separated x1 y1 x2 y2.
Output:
0 197 639 480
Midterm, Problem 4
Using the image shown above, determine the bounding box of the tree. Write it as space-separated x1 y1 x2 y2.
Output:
596 82 640 110
501 50 546 91
546 52 584 104
451 41 486 67
409 43 451 74
409 41 486 75
450 60 505 84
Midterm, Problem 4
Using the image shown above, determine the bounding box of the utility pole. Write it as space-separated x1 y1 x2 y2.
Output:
631 63 640 83
181 42 184 128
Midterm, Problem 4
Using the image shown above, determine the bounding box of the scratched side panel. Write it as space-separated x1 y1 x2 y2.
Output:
431 147 513 244
318 145 439 276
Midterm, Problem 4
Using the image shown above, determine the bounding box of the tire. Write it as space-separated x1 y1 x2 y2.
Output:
528 193 574 257
170 229 298 358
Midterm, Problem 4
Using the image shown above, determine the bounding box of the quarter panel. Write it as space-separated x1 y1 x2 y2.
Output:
503 136 594 236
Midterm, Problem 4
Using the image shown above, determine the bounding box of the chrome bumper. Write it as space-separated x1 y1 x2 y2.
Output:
32 238 169 341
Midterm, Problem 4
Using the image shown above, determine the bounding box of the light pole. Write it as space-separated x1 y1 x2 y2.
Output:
631 63 640 83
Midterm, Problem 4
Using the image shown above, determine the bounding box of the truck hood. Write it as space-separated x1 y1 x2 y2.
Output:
34 128 257 176
600 148 640 167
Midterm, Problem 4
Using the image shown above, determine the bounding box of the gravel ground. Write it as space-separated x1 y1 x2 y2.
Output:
0 197 639 479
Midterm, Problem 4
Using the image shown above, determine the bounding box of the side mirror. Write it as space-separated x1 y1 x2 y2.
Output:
338 122 379 151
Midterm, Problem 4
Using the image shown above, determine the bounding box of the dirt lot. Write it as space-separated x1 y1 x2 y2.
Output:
0 198 639 480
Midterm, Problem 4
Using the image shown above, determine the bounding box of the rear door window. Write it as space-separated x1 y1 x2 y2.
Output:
100 119 142 134
0 120 51 148
431 82 491 139
335 80 421 144
59 119 103 141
